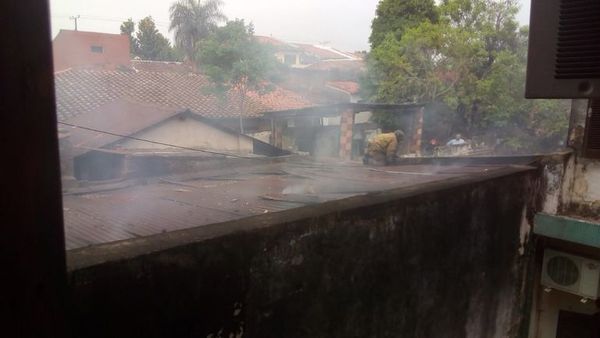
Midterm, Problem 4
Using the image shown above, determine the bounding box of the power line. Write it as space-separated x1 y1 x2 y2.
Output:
52 14 171 28
58 121 251 159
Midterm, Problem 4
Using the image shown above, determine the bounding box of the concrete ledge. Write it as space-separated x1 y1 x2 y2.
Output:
534 213 600 249
67 165 534 271
396 152 571 167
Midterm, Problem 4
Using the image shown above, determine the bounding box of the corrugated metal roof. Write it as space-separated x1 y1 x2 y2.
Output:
62 158 512 250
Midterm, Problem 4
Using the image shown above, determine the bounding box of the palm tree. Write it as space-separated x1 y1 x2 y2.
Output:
169 0 226 65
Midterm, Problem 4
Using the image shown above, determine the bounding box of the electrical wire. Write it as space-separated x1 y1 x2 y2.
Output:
51 14 171 28
58 121 251 159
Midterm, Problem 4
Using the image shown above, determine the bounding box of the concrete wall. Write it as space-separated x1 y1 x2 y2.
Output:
532 99 600 338
118 118 253 154
67 170 539 338
559 99 600 222
53 30 130 72
539 100 600 222
534 156 600 337
538 100 600 222
559 156 600 222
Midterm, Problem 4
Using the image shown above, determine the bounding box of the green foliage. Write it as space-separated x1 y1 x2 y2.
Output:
196 20 278 133
169 0 226 64
120 18 138 56
136 17 178 61
370 0 438 49
366 0 569 153
196 20 277 94
120 17 179 61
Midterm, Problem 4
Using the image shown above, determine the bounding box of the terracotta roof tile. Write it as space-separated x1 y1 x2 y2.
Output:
327 81 361 95
306 60 366 72
55 64 315 121
294 44 355 60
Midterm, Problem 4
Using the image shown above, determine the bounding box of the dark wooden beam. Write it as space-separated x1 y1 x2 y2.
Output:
265 103 425 119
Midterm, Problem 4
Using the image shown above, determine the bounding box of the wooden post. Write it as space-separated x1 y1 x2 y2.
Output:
271 119 285 149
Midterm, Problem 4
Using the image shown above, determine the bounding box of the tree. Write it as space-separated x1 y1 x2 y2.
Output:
369 0 439 49
136 16 177 61
169 0 226 64
120 18 138 56
196 20 277 134
120 17 179 61
365 0 569 153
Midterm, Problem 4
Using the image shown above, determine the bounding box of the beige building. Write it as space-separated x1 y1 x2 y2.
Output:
59 99 285 181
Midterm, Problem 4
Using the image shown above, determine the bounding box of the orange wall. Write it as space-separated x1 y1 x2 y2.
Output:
53 30 130 72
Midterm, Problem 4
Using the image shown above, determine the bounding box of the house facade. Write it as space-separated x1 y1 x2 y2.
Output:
52 31 318 181
53 30 130 72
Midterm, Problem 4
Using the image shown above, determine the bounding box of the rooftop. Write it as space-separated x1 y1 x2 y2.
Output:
62 157 533 250
255 36 360 62
327 81 361 95
54 62 315 121
294 43 357 60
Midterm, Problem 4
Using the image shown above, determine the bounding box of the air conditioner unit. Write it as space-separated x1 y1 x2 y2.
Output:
541 249 600 299
526 0 600 98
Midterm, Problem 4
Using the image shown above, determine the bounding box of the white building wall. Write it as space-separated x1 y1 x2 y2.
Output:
118 118 253 153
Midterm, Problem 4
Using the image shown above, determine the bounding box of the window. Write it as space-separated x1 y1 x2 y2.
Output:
90 45 103 53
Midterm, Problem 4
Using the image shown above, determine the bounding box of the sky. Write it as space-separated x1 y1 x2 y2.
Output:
49 0 532 52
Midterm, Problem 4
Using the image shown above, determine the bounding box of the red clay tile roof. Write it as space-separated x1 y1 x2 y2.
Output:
255 36 288 48
255 36 300 53
131 60 194 73
327 81 361 95
246 86 318 112
294 44 355 60
306 60 366 72
55 63 315 121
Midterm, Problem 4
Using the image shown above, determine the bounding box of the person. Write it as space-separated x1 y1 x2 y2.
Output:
446 133 466 146
363 130 404 165
425 138 439 156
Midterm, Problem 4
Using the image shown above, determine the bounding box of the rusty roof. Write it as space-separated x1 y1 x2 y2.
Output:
54 65 315 121
62 158 527 250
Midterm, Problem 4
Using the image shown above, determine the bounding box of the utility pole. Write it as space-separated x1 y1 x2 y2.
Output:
69 15 80 31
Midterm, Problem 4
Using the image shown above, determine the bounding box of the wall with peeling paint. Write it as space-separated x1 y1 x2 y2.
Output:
560 157 600 221
67 171 539 338
542 100 600 222
532 99 600 338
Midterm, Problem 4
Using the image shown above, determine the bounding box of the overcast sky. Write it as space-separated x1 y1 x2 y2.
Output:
49 0 532 52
